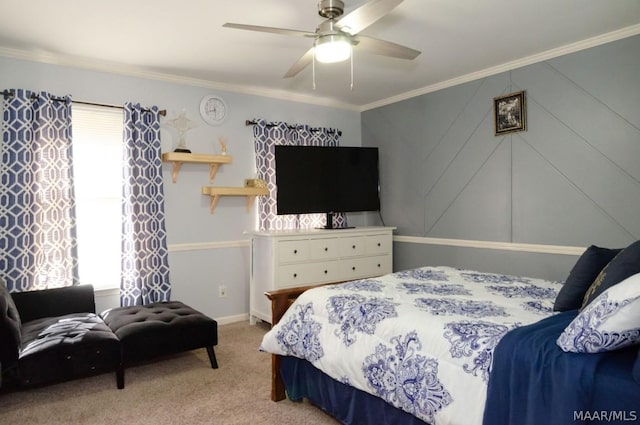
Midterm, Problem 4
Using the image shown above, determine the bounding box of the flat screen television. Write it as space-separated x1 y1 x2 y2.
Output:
274 145 380 229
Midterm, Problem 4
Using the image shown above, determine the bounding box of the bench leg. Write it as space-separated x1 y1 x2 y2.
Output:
116 366 125 389
206 346 219 369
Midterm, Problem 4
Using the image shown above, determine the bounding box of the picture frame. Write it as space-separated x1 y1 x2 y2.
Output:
493 91 526 136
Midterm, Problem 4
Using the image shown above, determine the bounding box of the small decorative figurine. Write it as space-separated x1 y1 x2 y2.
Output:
218 136 228 155
166 110 197 153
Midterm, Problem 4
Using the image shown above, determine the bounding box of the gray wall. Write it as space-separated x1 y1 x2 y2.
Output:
363 35 640 280
0 56 362 321
393 242 579 282
2 33 640 316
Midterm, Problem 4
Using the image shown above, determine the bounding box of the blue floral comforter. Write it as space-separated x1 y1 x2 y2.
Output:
259 266 562 425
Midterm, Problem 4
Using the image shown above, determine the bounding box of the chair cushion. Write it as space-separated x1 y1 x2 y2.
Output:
11 284 96 323
18 312 119 386
100 301 217 365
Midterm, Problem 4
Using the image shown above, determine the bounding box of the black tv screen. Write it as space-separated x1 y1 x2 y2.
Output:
275 145 380 219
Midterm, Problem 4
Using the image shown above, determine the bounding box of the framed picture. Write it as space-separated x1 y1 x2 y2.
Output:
493 91 526 136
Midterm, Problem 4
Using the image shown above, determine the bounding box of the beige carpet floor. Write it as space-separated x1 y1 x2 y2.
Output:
0 321 339 425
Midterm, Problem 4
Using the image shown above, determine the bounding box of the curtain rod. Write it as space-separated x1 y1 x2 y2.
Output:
74 100 167 116
245 119 342 136
1 90 166 116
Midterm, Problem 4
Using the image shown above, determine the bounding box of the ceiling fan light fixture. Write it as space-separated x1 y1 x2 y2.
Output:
315 35 351 63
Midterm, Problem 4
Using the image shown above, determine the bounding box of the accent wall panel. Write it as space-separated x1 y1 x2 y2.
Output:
429 140 511 241
363 34 640 276
511 135 632 247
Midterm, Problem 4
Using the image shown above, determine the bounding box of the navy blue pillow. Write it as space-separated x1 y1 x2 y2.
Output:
581 240 640 309
553 245 621 312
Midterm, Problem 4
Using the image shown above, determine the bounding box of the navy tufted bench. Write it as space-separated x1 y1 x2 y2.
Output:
100 301 218 384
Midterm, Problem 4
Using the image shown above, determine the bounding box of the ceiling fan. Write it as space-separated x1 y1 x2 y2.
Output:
223 0 421 79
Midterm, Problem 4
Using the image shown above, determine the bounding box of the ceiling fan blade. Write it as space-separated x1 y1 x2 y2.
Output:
223 23 316 38
335 0 404 35
353 35 420 60
283 48 315 78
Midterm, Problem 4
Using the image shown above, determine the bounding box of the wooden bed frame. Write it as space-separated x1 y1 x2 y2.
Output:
264 281 346 401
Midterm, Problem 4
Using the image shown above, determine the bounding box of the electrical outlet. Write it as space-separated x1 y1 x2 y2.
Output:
218 285 227 298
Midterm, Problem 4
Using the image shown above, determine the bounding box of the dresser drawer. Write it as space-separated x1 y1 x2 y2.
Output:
339 254 391 280
365 234 391 255
309 238 339 260
338 236 366 257
251 227 395 325
278 261 340 287
278 240 309 263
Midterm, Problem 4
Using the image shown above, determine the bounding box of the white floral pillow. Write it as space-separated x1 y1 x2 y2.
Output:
557 273 640 353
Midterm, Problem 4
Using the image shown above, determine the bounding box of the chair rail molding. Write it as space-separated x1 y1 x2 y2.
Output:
393 236 585 256
168 240 250 252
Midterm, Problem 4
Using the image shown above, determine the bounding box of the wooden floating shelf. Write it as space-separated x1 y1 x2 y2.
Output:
161 152 232 183
201 186 269 214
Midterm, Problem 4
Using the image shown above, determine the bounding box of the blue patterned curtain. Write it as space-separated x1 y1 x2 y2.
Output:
0 89 78 292
120 102 170 306
252 119 346 231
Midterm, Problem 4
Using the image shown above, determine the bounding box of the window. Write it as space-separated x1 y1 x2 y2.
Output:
72 104 123 290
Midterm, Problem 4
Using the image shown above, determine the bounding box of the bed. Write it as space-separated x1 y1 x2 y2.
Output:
259 250 640 425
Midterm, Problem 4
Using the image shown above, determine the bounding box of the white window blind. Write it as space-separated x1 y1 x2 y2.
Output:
72 103 123 290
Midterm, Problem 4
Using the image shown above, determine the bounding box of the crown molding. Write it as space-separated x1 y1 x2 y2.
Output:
360 23 640 111
0 46 360 112
2 22 639 112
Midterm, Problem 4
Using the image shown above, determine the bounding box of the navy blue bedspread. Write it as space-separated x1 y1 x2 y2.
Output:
483 310 640 425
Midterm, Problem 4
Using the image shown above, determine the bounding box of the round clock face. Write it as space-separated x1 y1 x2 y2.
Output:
200 95 228 125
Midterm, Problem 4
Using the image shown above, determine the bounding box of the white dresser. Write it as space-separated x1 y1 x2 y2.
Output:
250 226 395 324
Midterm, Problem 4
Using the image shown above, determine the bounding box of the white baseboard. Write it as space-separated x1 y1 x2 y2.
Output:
215 313 250 325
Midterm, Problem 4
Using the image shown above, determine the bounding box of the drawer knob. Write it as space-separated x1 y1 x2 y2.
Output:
352 245 356 249
293 249 297 254
377 263 381 268
324 270 328 274
293 273 297 278
352 266 356 271
377 242 381 247
324 247 328 251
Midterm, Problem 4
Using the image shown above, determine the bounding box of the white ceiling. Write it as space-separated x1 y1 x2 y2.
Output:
1 0 639 110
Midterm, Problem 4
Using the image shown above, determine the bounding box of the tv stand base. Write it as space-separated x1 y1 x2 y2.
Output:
317 226 354 230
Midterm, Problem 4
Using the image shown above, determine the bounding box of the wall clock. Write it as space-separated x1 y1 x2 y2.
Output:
200 95 228 125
